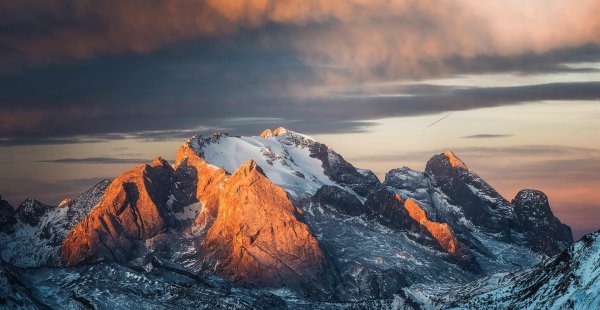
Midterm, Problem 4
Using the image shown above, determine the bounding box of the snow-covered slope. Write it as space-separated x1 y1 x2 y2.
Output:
0 180 110 267
187 128 379 200
197 131 338 197
432 230 600 309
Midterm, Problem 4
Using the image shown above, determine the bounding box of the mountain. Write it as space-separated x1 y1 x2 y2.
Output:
0 181 110 267
421 230 600 309
0 127 593 309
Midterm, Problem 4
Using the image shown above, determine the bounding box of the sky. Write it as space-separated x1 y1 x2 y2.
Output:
0 0 599 239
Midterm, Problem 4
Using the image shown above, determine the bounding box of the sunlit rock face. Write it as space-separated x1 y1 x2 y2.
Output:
443 150 469 170
512 189 573 255
173 135 229 231
259 128 273 138
403 198 467 256
175 136 327 286
199 160 325 286
363 188 469 257
61 158 175 265
62 137 327 287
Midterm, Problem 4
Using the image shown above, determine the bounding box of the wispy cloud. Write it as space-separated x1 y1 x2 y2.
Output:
462 134 513 139
38 157 155 164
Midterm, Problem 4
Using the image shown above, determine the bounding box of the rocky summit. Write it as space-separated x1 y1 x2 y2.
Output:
0 128 595 309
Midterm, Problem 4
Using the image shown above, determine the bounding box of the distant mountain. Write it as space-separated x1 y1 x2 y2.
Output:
0 128 593 309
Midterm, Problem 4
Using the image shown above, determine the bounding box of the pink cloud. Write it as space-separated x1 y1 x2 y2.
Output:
1 0 599 79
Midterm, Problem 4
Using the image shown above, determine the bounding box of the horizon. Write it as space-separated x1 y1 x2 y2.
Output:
1 1 599 240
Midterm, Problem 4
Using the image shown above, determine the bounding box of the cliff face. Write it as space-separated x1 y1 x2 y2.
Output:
199 160 325 286
512 189 574 255
61 158 174 265
403 198 467 256
424 151 515 236
175 140 325 285
364 188 415 230
173 138 228 233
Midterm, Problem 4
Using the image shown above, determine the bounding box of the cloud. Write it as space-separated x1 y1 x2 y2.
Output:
1 77 599 142
1 1 599 142
38 157 155 164
349 145 600 165
462 134 513 139
1 0 599 79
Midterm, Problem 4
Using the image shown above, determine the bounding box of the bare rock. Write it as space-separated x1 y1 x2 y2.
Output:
61 158 174 265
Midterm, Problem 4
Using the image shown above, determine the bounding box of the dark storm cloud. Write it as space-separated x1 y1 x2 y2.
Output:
462 134 513 139
442 44 600 75
1 60 600 144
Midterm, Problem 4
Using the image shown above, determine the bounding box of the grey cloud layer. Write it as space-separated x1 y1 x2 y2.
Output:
1 1 599 142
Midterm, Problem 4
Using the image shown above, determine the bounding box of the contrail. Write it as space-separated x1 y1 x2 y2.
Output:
427 113 452 127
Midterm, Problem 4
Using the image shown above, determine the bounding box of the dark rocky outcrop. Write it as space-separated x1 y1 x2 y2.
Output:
364 188 415 230
0 196 15 234
418 151 573 256
312 185 365 216
512 189 573 255
16 199 50 227
425 151 515 237
310 141 381 197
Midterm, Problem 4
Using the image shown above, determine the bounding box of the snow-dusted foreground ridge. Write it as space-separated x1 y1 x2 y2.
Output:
0 127 595 309
423 230 600 309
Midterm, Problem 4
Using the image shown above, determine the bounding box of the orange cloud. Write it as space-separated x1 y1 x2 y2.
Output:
2 0 599 78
